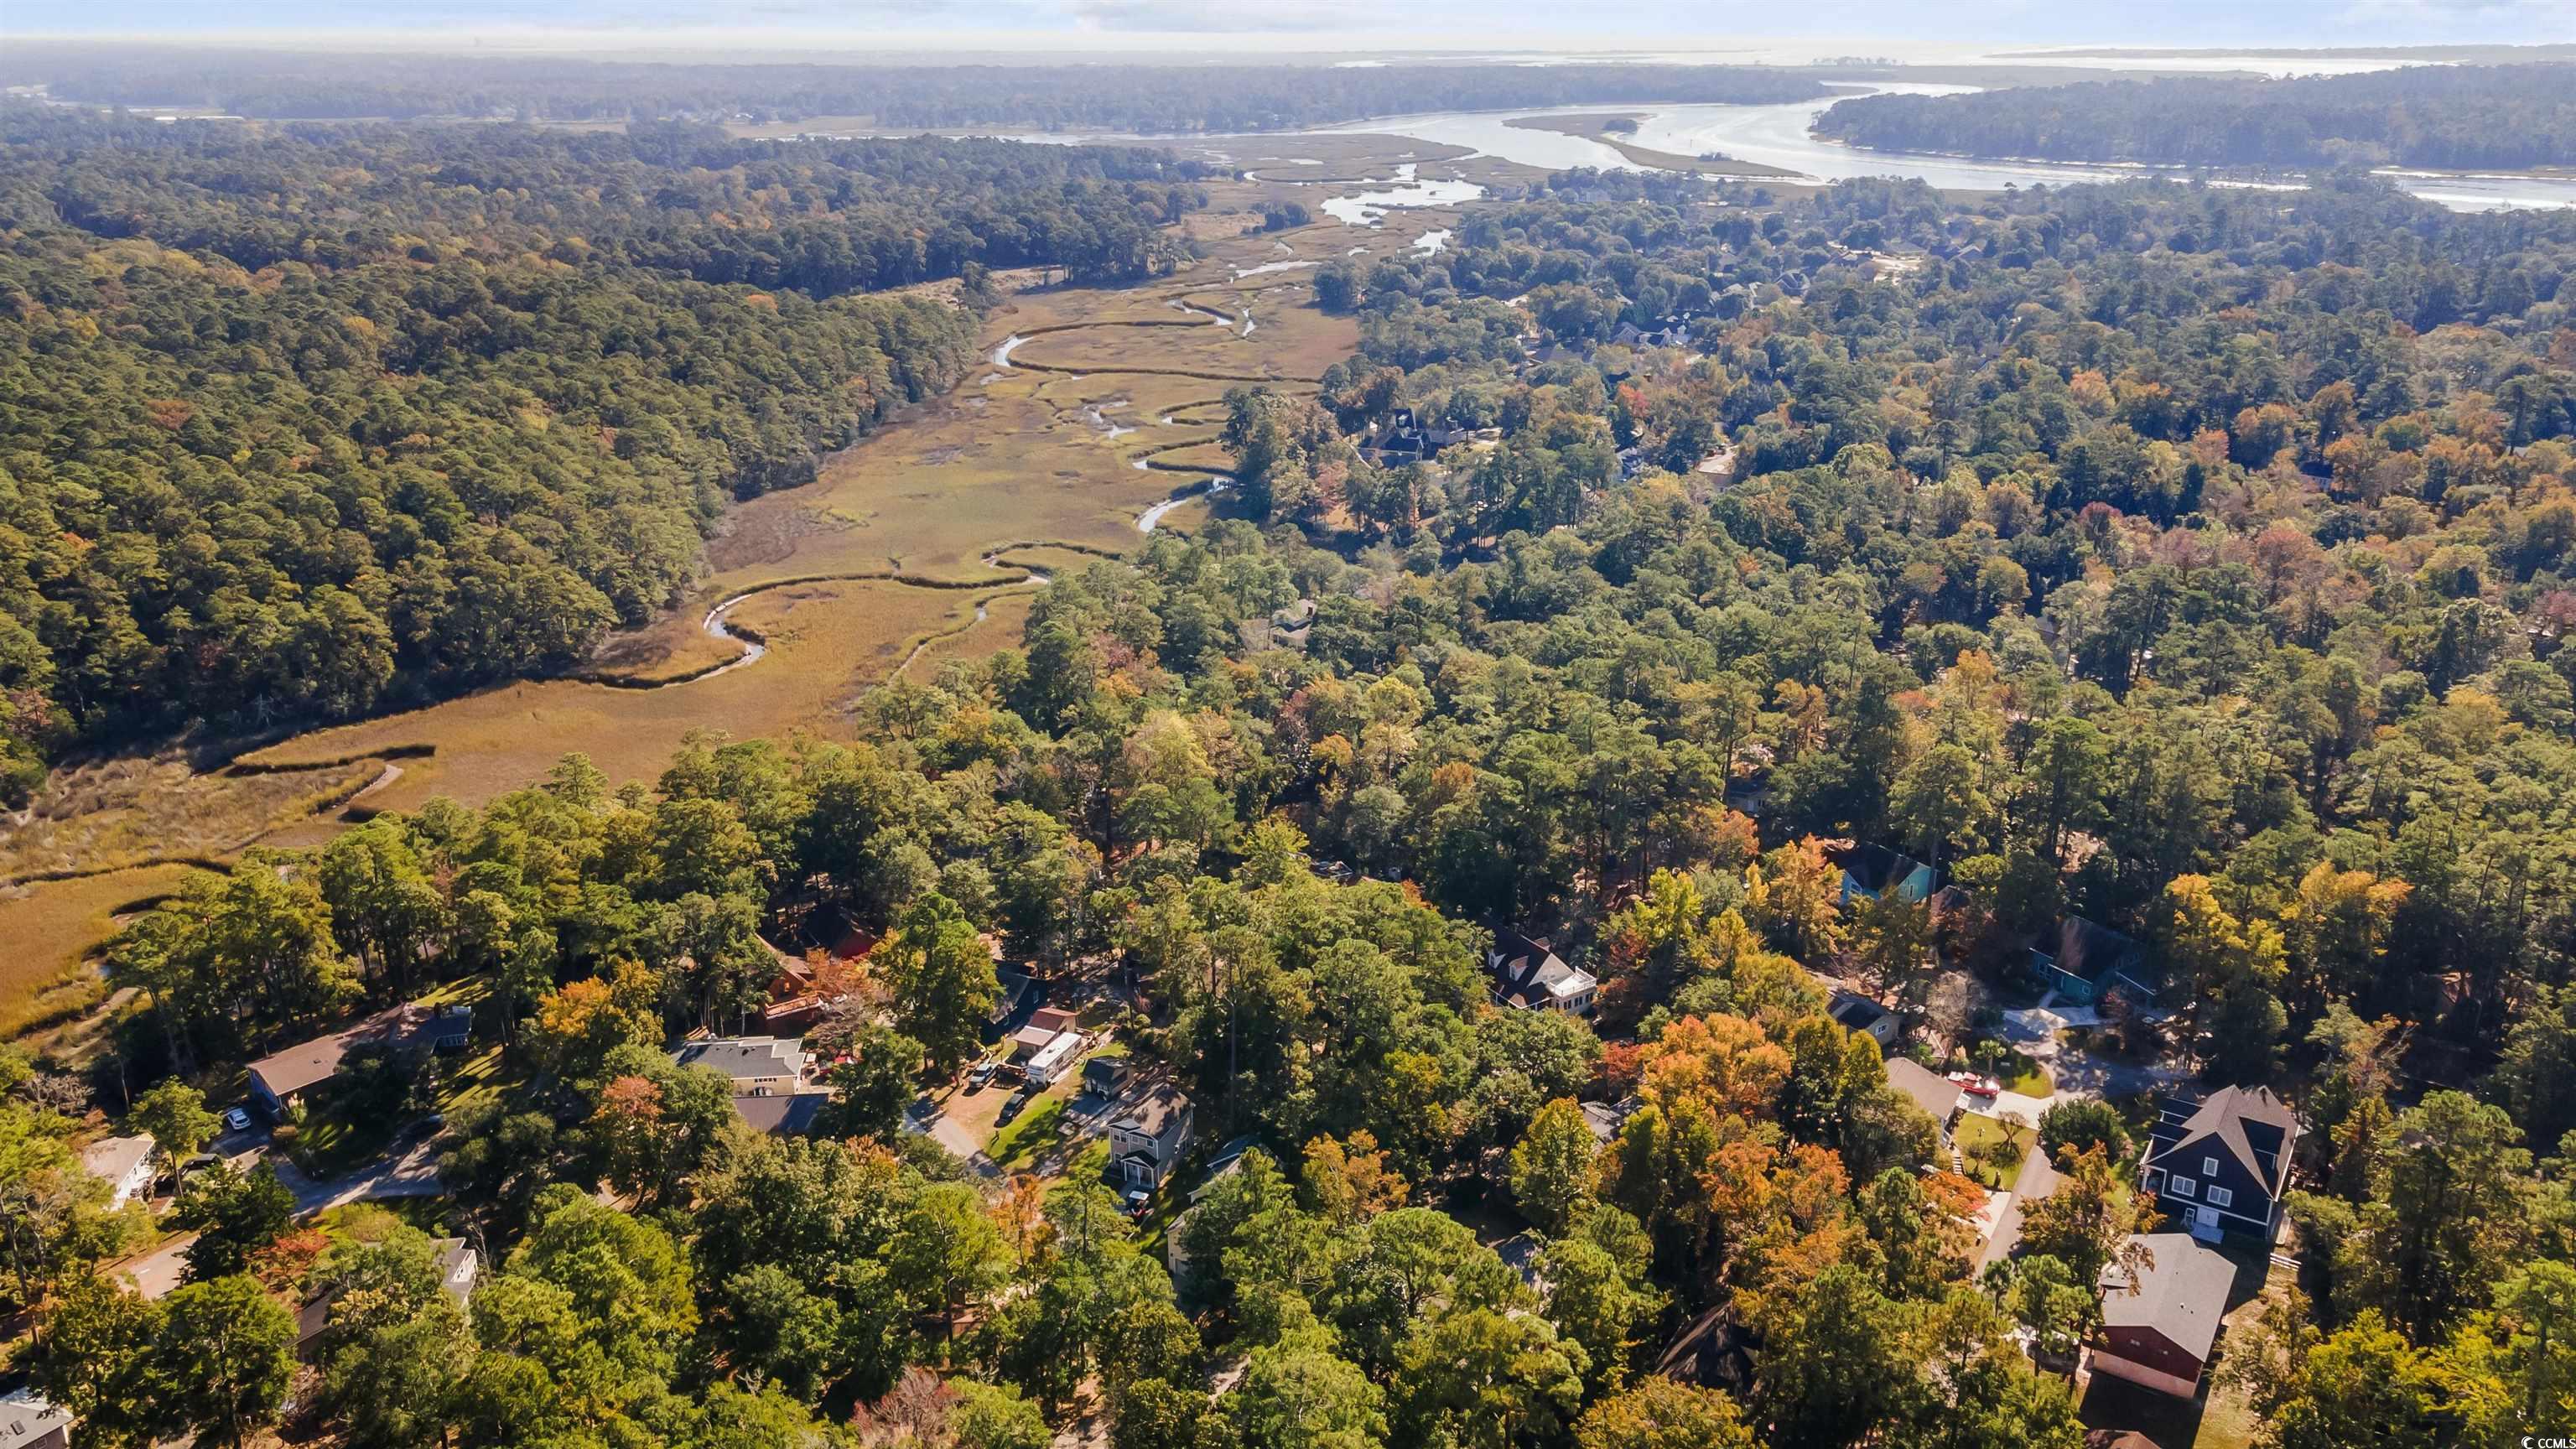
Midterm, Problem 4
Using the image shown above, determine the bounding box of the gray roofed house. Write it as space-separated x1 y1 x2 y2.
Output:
1977 1140 2062 1275
0 1394 70 1449
1109 1083 1195 1192
1581 1098 1641 1145
1883 1057 1962 1128
433 1237 480 1306
80 1133 158 1208
730 1093 829 1136
671 1036 808 1096
1488 930 1597 1016
2091 1232 2237 1396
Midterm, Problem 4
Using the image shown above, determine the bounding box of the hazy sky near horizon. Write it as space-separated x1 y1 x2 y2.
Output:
8 0 2571 49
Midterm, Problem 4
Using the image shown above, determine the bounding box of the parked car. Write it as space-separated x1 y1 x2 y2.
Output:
222 1107 253 1134
1124 1187 1155 1219
969 1060 1001 1091
997 1087 1034 1125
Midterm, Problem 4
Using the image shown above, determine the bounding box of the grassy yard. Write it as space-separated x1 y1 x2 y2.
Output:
2001 1053 2053 1096
986 1097 1070 1173
1955 1113 2037 1192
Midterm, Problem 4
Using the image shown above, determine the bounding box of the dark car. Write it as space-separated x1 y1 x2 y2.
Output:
997 1087 1034 1125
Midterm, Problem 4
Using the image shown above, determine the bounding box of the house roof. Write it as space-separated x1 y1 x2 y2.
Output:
1028 1007 1078 1036
1489 930 1596 1009
728 1093 828 1136
1838 842 1927 896
671 1036 805 1083
1581 1098 1640 1145
989 968 1035 1024
1883 1058 1962 1126
1655 1301 1755 1396
81 1133 154 1187
1114 1083 1190 1140
432 1239 479 1304
1977 1140 2063 1274
247 1022 369 1100
2101 1233 2236 1363
2148 1085 2296 1194
0 1394 70 1444
247 1000 465 1100
2044 917 2141 979
1828 991 1888 1033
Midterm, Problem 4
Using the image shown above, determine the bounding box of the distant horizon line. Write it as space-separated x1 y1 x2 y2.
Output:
5 34 2572 60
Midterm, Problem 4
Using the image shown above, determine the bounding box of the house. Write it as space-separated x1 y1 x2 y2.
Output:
1827 990 1900 1052
1487 930 1597 1016
730 1093 828 1136
1655 1302 1756 1398
1083 1055 1131 1097
1192 1133 1264 1202
2140 1086 2298 1244
1836 843 1935 906
2028 916 2158 1006
1108 1084 1195 1192
2090 1232 2236 1396
0 1394 70 1449
434 1237 480 1306
1581 1097 1640 1145
1009 1007 1084 1085
80 1134 157 1208
247 1000 456 1118
1883 1057 1963 1128
670 1036 808 1096
984 967 1036 1036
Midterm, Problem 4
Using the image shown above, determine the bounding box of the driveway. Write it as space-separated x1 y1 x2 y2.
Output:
273 1135 446 1213
2047 1046 2189 1102
906 1097 1003 1179
108 1137 449 1300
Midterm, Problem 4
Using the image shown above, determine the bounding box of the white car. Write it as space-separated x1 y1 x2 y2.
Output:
222 1107 253 1134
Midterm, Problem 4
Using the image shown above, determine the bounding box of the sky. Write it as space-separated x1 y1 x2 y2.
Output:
6 0 2572 51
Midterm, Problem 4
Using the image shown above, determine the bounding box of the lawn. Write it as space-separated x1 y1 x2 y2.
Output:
2001 1054 2054 1096
985 1097 1069 1173
1955 1113 2037 1192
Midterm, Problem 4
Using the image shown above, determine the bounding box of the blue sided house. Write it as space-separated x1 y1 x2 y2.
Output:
1836 844 1935 907
2028 917 2162 1006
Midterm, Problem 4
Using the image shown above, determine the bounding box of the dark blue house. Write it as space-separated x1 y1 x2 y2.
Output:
2141 1086 2298 1244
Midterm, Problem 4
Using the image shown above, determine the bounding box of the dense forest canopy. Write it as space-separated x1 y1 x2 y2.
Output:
8 152 2576 1449
0 106 1209 797
0 46 1829 131
1815 63 2576 172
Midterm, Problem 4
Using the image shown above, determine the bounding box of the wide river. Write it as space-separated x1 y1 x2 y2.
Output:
1307 84 2576 213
